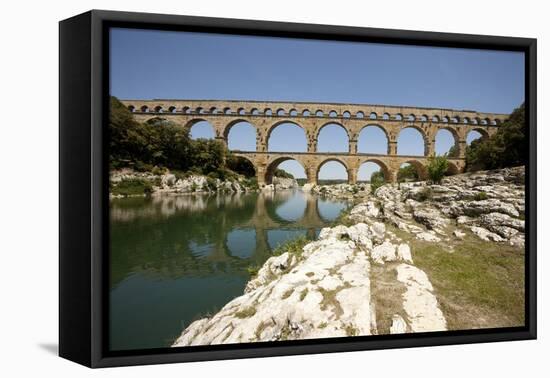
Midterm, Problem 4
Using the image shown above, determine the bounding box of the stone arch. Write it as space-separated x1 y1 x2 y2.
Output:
382 112 390 120
435 126 459 157
127 105 135 112
265 156 308 185
397 125 428 156
445 161 460 176
356 111 365 119
343 111 351 118
395 113 403 121
186 118 216 139
401 160 427 181
265 108 273 116
140 105 149 113
183 106 191 114
369 112 377 120
316 122 351 153
357 158 391 182
316 158 350 183
329 110 338 118
168 106 177 113
224 120 257 151
223 107 232 115
276 108 286 116
302 109 311 117
357 124 390 155
266 120 307 152
466 128 489 145
462 117 470 124
154 105 163 113
227 155 257 178
315 110 324 117
289 109 298 117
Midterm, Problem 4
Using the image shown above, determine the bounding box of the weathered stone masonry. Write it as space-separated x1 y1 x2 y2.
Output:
121 99 508 186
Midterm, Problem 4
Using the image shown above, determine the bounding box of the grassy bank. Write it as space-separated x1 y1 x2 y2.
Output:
389 224 525 330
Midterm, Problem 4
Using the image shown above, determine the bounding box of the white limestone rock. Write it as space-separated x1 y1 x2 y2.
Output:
371 241 397 264
415 231 441 242
397 243 413 263
390 314 408 334
395 264 447 332
470 226 504 242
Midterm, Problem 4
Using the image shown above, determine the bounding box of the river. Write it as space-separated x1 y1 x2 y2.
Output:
109 190 350 351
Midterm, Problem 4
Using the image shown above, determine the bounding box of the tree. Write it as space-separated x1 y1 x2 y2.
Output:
427 155 449 184
274 168 294 179
370 170 385 194
397 164 419 182
226 155 256 177
465 103 526 171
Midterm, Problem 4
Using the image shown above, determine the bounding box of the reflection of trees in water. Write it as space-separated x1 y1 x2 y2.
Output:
110 191 347 287
110 193 249 222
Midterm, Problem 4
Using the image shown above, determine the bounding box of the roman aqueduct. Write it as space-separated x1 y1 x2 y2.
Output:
120 99 508 187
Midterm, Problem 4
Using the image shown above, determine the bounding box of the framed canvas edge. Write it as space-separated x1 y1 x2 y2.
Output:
58 9 537 368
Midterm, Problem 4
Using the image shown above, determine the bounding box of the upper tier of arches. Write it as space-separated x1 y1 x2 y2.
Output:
124 101 506 126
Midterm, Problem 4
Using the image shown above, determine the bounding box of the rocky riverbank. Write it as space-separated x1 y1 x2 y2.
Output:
109 168 257 198
172 166 525 346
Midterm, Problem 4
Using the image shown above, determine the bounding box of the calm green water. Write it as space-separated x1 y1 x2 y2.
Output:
109 190 350 351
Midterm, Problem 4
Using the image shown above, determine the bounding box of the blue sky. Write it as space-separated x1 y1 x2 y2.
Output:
110 28 524 180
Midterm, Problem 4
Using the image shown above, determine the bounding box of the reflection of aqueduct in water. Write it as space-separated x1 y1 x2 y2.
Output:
121 99 508 186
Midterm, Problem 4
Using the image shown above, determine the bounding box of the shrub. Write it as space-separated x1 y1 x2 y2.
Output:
474 191 488 201
273 235 310 258
416 187 433 202
427 155 449 184
370 170 385 194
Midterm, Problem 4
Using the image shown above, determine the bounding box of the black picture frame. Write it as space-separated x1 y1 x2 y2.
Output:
59 9 537 368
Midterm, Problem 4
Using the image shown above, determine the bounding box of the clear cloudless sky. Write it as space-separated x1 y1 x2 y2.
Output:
110 28 524 180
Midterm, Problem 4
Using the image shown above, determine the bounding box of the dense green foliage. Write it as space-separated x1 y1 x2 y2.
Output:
226 155 256 178
397 164 419 182
427 155 449 184
370 170 385 194
110 97 227 176
274 168 295 179
465 103 526 171
110 178 153 196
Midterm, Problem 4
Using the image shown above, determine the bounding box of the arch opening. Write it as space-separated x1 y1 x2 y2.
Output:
467 129 488 145
435 128 459 157
398 161 426 182
317 159 349 185
317 123 350 153
265 158 307 185
267 122 307 152
189 120 215 140
226 155 256 179
397 127 426 156
226 121 256 151
357 160 389 183
358 125 388 155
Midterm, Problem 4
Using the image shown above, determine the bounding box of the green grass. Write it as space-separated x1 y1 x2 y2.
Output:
272 235 310 259
234 306 257 319
390 224 525 330
111 178 153 196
